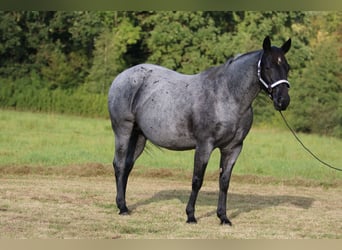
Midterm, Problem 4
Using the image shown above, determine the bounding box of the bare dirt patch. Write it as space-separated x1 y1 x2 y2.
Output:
1 164 340 188
0 169 341 239
0 163 111 177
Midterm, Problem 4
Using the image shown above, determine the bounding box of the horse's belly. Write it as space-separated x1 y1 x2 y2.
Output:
135 99 196 150
137 114 196 150
149 135 196 151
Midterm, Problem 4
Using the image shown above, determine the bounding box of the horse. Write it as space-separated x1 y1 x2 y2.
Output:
108 36 291 225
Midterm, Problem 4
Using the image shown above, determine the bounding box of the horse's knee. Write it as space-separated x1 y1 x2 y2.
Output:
219 174 229 191
191 176 203 191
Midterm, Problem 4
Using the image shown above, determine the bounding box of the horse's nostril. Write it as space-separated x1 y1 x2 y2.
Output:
274 97 287 111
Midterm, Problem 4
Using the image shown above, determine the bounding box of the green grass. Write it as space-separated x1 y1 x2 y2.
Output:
1 109 341 184
0 109 113 166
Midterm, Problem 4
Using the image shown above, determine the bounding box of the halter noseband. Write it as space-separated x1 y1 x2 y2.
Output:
257 52 290 98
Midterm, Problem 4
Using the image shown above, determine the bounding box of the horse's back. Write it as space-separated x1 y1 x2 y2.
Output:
109 63 194 99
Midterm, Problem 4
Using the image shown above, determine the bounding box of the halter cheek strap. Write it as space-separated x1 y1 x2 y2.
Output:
257 52 290 97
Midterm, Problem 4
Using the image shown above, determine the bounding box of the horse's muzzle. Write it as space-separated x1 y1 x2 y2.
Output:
273 96 290 111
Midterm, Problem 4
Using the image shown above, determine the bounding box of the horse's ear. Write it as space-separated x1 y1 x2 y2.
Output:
281 38 291 54
263 36 271 51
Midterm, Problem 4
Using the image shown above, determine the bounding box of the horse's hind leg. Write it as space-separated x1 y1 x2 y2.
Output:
113 123 146 215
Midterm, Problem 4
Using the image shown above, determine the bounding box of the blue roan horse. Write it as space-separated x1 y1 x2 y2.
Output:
108 36 292 225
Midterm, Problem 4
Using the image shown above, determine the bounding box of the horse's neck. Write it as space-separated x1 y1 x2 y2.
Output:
226 51 262 109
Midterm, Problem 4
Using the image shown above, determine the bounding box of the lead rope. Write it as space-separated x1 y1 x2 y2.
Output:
279 111 342 172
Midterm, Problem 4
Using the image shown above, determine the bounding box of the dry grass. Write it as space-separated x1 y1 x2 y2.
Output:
0 166 341 239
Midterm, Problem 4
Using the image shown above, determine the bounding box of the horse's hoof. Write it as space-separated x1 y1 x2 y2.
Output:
119 208 130 215
186 217 197 224
119 211 130 216
220 218 232 226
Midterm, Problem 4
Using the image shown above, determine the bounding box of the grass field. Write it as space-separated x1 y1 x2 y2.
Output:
1 173 341 239
1 109 341 184
0 109 341 238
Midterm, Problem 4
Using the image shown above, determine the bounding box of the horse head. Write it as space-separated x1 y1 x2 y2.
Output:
259 36 291 111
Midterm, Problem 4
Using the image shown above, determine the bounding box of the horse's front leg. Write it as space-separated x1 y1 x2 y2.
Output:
217 143 243 225
186 142 214 223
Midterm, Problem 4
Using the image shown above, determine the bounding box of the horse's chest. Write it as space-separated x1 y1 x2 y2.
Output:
202 108 253 147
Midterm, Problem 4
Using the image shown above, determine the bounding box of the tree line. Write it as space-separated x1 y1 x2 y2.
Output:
0 11 341 137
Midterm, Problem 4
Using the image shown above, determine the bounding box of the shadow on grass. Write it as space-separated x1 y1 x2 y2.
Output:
129 189 314 220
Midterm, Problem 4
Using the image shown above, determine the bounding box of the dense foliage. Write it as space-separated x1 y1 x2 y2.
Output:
0 11 341 137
